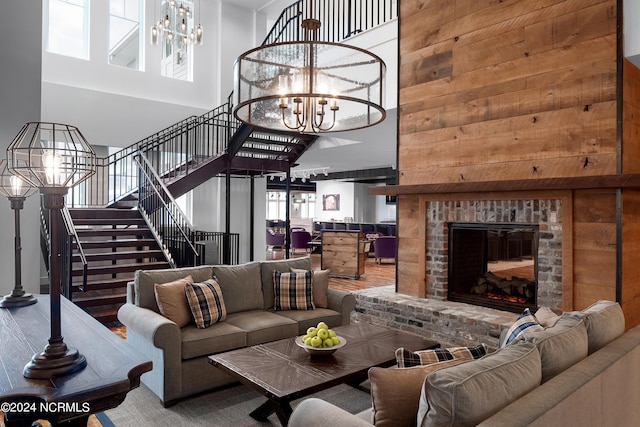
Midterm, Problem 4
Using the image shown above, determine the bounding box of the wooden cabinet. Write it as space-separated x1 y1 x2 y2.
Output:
321 230 368 279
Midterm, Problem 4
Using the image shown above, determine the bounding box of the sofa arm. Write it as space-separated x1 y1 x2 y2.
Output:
289 398 372 427
117 303 182 406
326 289 356 325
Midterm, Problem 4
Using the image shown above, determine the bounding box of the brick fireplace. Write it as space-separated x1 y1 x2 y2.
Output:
426 198 564 313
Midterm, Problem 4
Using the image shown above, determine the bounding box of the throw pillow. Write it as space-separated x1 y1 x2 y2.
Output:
580 300 625 354
534 306 561 328
273 271 315 311
369 359 470 427
154 275 194 327
501 308 543 347
417 342 542 427
212 262 263 314
291 268 329 308
395 344 488 368
185 279 227 329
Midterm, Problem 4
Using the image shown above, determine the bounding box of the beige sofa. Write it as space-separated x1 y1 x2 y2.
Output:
289 301 640 427
117 257 356 407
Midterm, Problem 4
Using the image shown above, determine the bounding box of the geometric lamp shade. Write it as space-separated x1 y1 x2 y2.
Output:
6 122 97 189
0 159 37 199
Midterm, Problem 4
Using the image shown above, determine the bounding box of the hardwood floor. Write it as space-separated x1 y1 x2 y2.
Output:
266 249 396 292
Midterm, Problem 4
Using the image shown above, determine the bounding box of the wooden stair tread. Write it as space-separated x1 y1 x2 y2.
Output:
78 238 158 248
75 250 165 262
73 261 169 276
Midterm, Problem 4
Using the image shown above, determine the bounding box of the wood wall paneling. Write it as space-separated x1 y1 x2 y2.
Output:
397 195 426 297
622 58 640 174
621 189 640 328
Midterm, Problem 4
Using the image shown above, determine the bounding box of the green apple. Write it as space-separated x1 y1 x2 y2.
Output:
317 328 329 340
323 338 334 348
301 334 309 342
331 336 340 346
310 336 323 348
328 329 337 338
304 336 313 346
306 327 318 337
316 321 329 330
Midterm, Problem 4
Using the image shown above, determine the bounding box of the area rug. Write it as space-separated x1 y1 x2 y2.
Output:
105 381 372 426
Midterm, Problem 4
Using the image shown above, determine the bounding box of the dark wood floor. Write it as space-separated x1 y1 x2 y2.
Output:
266 249 396 292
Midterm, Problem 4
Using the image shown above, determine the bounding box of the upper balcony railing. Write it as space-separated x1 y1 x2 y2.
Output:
264 0 397 45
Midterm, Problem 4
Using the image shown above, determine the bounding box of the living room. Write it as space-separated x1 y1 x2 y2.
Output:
2 0 640 426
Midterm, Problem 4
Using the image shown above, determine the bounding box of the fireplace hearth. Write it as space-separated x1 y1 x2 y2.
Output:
448 223 538 313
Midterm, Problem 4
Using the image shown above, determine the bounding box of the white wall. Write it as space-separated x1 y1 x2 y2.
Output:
625 0 640 68
0 0 43 296
314 181 355 222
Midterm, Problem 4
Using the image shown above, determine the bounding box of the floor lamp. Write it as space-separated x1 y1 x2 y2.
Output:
0 160 38 308
7 122 97 379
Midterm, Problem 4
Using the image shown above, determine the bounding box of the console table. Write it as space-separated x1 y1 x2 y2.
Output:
0 295 152 427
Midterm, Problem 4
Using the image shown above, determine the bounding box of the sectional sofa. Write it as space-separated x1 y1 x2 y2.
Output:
117 256 356 407
289 300 640 426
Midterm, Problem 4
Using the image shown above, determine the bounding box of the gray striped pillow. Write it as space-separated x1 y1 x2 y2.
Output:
185 279 227 328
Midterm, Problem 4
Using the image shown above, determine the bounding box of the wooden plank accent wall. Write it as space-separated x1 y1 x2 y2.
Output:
621 189 640 327
572 189 617 309
394 0 640 328
398 0 617 186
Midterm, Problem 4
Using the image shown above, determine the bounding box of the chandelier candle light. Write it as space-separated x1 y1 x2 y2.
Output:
0 160 38 308
7 122 97 379
233 0 386 133
150 0 203 48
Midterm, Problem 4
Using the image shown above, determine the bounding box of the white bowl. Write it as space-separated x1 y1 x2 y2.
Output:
295 335 347 356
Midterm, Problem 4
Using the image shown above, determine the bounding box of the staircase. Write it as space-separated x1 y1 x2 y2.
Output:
68 208 172 324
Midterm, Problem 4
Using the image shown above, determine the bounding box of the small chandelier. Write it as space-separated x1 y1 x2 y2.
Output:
150 0 203 48
233 1 385 133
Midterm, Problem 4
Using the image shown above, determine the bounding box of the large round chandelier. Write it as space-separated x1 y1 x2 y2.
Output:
233 3 386 133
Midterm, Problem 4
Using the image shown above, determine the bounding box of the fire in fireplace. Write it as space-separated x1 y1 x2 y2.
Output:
448 223 539 313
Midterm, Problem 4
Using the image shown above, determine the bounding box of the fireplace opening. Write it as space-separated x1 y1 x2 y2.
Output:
448 223 539 313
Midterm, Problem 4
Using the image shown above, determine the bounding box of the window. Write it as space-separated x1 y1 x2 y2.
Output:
46 0 90 59
109 0 143 70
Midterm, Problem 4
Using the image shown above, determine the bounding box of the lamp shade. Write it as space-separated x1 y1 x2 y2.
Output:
233 40 386 133
6 122 97 189
0 159 37 199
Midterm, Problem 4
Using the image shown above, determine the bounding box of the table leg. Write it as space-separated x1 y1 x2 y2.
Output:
249 399 293 426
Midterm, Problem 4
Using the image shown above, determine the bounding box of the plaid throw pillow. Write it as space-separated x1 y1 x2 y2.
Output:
273 271 315 311
501 307 544 347
185 279 227 328
395 343 488 368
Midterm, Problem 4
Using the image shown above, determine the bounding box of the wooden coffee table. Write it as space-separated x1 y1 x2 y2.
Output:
208 323 438 426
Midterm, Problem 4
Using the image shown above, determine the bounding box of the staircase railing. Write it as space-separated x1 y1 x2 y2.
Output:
134 152 195 268
39 202 87 301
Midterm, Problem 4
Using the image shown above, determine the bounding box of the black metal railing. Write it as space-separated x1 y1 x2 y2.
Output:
263 0 397 45
135 152 196 267
61 206 87 297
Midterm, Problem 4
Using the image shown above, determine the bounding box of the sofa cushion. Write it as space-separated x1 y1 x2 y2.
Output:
154 275 194 327
185 279 227 329
369 359 470 427
396 344 488 368
272 308 342 335
501 308 543 347
224 310 298 345
580 300 625 354
261 257 313 309
521 313 588 383
291 268 329 308
181 322 247 359
212 262 263 314
535 306 561 327
273 271 315 311
417 342 541 427
135 265 214 312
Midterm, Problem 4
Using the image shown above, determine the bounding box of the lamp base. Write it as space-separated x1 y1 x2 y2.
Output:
23 339 87 379
0 292 37 308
